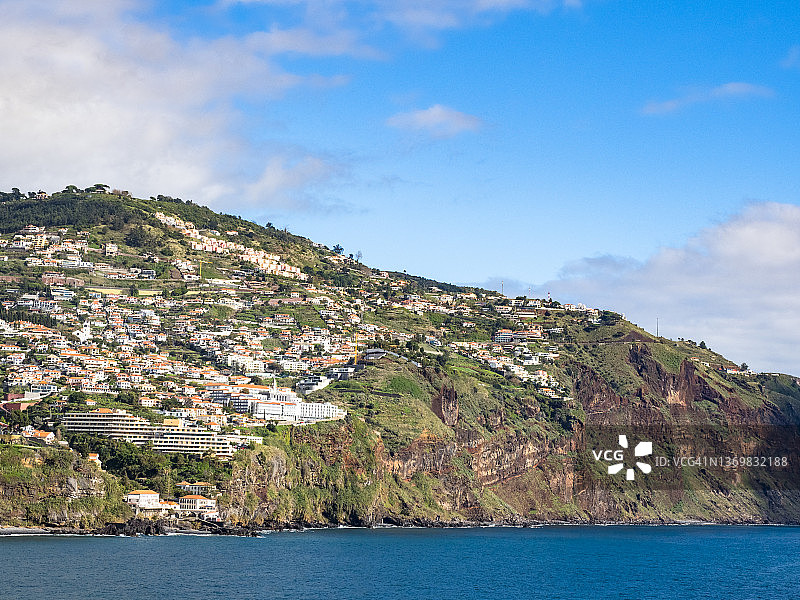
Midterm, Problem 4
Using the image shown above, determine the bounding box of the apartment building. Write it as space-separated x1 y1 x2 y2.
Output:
62 408 259 458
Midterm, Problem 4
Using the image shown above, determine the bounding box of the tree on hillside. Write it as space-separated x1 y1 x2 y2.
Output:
125 225 161 249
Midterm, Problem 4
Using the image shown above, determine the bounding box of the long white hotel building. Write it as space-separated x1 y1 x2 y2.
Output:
62 408 261 458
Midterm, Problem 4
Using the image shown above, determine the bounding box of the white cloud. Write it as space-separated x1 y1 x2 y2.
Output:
0 0 347 211
376 0 582 38
0 0 572 210
641 82 774 115
541 203 800 375
0 0 577 210
240 155 345 214
387 104 483 138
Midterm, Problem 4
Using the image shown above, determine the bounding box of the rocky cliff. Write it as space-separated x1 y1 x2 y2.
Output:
0 445 128 528
218 342 800 526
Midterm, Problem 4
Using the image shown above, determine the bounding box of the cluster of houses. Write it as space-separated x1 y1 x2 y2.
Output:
154 212 306 280
5 225 87 253
0 217 616 457
8 226 154 281
124 482 219 521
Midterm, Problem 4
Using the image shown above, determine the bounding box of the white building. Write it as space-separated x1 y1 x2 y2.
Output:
177 481 214 495
124 490 161 509
62 408 260 458
207 379 346 424
296 375 330 395
178 495 216 513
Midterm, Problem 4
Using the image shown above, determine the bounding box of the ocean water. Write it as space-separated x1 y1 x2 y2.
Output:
3 526 799 599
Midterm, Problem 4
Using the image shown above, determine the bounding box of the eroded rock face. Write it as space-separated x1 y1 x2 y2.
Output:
468 431 574 487
0 448 117 527
431 384 459 427
385 435 458 480
573 363 629 421
65 475 106 499
675 359 722 407
222 445 289 525
629 344 674 398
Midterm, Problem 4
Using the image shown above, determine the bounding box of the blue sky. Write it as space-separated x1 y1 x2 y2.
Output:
1 0 800 373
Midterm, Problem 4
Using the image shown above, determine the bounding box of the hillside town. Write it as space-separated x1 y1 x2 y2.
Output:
0 187 789 546
1 211 756 438
0 212 605 435
0 205 764 526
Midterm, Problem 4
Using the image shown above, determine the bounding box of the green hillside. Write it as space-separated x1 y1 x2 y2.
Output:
0 190 798 529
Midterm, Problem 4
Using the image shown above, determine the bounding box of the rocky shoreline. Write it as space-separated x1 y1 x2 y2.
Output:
3 514 797 537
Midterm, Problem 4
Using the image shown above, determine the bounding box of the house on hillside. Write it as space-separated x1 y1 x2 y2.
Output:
124 490 161 510
21 428 55 445
124 490 177 516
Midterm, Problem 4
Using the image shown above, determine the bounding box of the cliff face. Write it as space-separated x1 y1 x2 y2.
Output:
221 420 390 526
217 345 800 526
0 446 127 527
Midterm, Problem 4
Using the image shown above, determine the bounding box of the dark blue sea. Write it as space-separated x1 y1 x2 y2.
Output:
3 526 799 599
